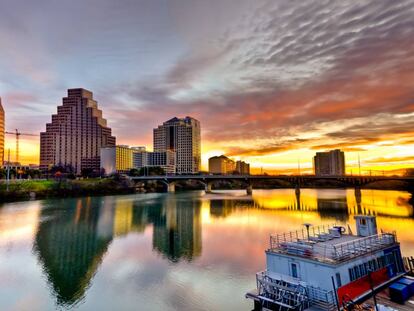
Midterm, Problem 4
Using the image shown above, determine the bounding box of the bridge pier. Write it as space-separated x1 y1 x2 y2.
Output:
167 182 176 193
205 181 213 194
355 186 362 207
246 184 253 195
295 184 301 196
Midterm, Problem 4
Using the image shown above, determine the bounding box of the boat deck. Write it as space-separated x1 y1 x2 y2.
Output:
269 224 397 264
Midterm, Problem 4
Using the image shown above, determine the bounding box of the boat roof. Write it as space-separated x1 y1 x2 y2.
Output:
268 224 397 264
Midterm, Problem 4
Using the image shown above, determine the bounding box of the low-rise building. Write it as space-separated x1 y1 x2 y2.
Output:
147 151 176 174
208 155 236 174
236 160 250 175
133 149 176 174
131 147 147 169
101 145 134 175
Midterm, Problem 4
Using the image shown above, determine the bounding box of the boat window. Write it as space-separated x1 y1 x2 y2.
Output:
291 263 298 278
349 268 355 282
359 264 366 277
336 273 342 288
354 266 360 279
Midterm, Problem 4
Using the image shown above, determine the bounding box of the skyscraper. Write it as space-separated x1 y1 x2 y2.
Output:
0 98 4 164
153 117 201 174
40 88 116 174
313 149 345 176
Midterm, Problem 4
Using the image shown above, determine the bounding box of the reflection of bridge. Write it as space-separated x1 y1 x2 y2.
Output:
130 175 414 195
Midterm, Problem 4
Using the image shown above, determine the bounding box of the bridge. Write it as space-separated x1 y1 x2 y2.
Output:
129 174 414 195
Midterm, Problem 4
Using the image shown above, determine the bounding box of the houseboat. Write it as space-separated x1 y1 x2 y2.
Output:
246 215 407 310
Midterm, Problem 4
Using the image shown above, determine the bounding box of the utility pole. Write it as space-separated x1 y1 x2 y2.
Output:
358 153 361 176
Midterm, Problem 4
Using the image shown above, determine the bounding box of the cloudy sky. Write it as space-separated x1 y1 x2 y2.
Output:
1 0 414 173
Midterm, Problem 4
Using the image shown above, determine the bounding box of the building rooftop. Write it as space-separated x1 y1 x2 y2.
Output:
268 223 397 264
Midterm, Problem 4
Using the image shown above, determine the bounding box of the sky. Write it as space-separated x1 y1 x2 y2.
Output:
1 0 414 174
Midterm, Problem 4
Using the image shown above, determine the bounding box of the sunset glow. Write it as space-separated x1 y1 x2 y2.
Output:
1 1 413 174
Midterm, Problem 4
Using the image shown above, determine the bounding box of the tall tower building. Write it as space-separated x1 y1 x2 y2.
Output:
40 88 116 174
313 149 345 176
0 98 4 164
153 117 201 174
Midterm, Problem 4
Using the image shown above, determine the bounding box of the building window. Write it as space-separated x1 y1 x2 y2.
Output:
291 263 298 278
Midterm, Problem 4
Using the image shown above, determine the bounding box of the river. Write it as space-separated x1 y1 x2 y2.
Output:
0 189 413 310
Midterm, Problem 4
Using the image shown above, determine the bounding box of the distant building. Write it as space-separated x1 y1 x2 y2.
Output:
40 89 116 174
236 160 250 175
132 148 176 174
153 117 201 174
208 155 235 174
147 151 176 174
313 149 345 176
0 97 4 164
100 145 134 175
101 145 176 175
131 146 147 169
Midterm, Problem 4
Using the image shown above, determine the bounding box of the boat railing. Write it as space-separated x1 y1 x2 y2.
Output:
269 223 337 250
306 286 337 311
255 271 337 311
269 229 397 263
331 232 397 261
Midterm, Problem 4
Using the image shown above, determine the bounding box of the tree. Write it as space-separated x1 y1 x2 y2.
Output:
405 169 414 177
81 168 94 178
129 168 140 177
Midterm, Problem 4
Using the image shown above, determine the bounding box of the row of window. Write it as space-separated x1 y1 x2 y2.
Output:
348 253 395 282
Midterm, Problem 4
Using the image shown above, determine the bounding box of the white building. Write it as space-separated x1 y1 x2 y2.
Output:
153 117 201 174
132 149 176 174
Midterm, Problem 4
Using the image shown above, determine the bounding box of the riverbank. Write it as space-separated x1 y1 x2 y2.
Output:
0 178 136 202
0 178 413 203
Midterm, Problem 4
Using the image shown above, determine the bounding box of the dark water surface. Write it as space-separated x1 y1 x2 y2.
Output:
0 189 413 310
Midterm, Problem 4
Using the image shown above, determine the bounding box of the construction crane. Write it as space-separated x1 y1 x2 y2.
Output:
5 129 39 163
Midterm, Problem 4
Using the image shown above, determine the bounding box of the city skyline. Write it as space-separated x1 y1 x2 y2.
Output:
1 0 414 174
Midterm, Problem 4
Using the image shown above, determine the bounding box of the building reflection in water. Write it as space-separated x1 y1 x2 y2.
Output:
151 196 202 262
31 190 413 307
33 194 203 307
251 189 414 220
33 197 114 307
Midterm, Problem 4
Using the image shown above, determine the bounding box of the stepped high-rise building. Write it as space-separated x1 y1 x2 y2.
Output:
40 88 116 174
153 117 201 174
0 98 4 164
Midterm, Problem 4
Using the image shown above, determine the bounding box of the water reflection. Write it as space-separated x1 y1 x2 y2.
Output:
33 198 113 307
1 189 412 310
32 194 203 307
